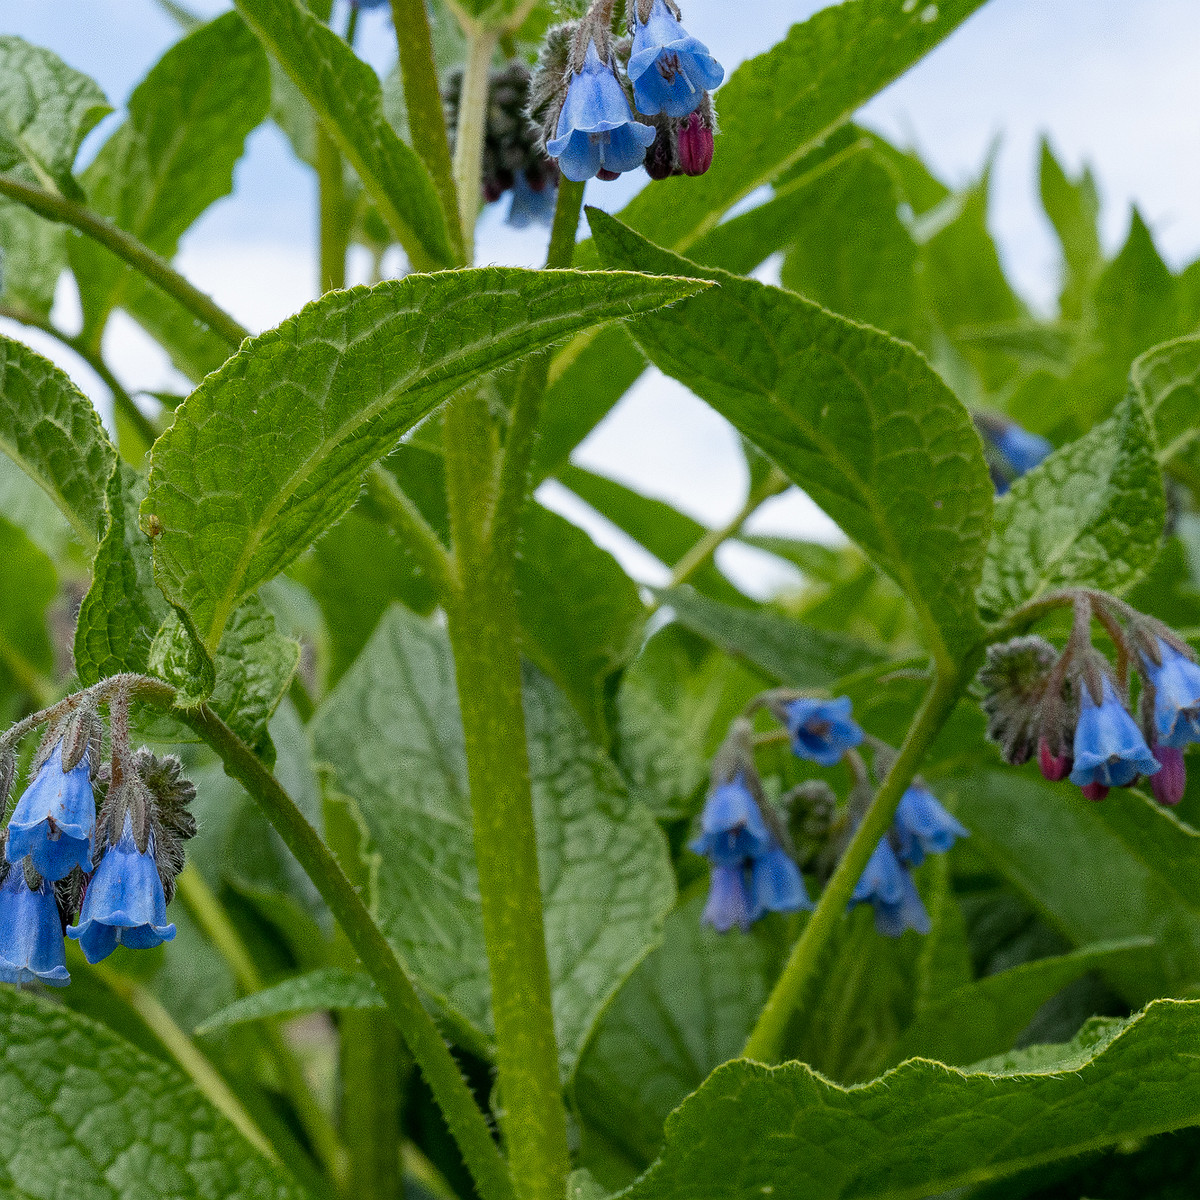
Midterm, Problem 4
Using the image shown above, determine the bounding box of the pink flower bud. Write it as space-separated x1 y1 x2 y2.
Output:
1150 743 1186 806
596 167 622 181
1081 781 1109 802
1037 736 1072 782
677 112 713 176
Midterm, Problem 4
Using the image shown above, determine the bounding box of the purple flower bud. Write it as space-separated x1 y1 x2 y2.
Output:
1038 736 1072 782
1150 743 1186 806
677 111 713 175
1069 676 1159 790
1081 781 1109 802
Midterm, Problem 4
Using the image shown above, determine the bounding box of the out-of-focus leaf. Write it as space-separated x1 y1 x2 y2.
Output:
197 968 382 1033
0 513 55 686
1039 137 1103 322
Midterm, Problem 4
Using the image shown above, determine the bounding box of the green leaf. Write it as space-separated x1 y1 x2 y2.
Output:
1038 138 1102 323
558 463 751 609
74 462 168 685
121 273 233 384
311 606 676 1075
0 196 64 317
71 12 270 338
588 0 991 260
0 334 115 551
515 504 646 746
978 393 1165 620
0 986 310 1200
1130 332 1200 467
950 770 1200 1004
885 938 1153 1070
0 513 56 687
576 891 781 1176
233 0 456 270
622 999 1200 1200
0 36 110 195
196 968 383 1033
661 585 887 688
589 211 993 664
144 268 704 656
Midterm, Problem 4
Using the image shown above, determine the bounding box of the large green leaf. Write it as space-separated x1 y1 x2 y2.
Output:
661 585 888 688
0 986 310 1200
622 999 1200 1200
0 197 63 317
311 606 675 1075
71 12 270 339
0 513 56 687
233 0 455 270
589 211 993 664
515 504 645 746
949 769 1200 1004
1130 333 1200 466
0 36 109 195
586 0 991 261
978 393 1165 620
143 268 704 655
0 335 115 550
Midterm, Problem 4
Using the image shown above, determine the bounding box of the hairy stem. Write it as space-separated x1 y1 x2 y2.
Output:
184 704 516 1200
176 866 346 1186
389 0 464 262
363 465 457 595
0 175 249 350
742 663 972 1063
317 128 350 293
452 25 499 261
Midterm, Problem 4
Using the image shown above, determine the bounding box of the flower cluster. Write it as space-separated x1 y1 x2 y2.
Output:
981 591 1200 807
0 701 194 988
444 62 560 228
691 692 968 940
530 0 722 183
974 413 1054 494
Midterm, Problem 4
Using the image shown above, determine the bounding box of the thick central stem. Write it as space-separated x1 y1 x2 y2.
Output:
453 26 499 262
443 390 571 1200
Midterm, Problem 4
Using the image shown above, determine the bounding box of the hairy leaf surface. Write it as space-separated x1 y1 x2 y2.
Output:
197 968 382 1033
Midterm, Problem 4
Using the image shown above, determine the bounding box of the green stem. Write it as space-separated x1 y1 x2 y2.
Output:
363 464 457 595
742 663 972 1063
341 1008 404 1200
0 300 158 454
668 466 790 589
452 25 499 262
388 0 465 263
90 960 279 1163
0 174 250 350
317 127 349 293
488 178 586 555
176 866 347 1187
443 394 572 1199
184 704 516 1200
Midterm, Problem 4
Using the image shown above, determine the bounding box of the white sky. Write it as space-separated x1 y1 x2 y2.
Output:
3 0 1198 594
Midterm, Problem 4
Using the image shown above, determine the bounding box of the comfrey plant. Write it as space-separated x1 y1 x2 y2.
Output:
0 678 194 985
4 1 1200 1198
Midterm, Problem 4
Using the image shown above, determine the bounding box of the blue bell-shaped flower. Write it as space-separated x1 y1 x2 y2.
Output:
749 845 812 918
506 171 558 229
546 40 655 181
701 863 754 933
5 741 95 882
67 813 175 964
1069 676 1160 790
628 0 724 118
1139 637 1200 749
780 696 864 767
689 772 772 865
0 866 70 987
851 839 931 938
893 785 968 867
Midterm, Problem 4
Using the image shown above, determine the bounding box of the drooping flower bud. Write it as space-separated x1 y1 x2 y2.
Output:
1150 743 1186 806
978 636 1059 766
1069 670 1159 792
676 108 714 175
1131 627 1200 750
892 784 968 867
643 114 677 179
850 839 930 938
1037 735 1072 781
5 739 96 881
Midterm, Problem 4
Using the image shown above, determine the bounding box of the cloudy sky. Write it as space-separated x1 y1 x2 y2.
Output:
3 0 1198 590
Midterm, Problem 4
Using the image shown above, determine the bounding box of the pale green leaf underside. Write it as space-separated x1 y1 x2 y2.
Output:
311 606 676 1076
197 968 382 1033
233 0 454 270
589 211 992 663
0 987 309 1200
0 36 109 192
1130 332 1200 464
623 999 1200 1200
143 268 705 654
978 393 1165 619
0 335 115 551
